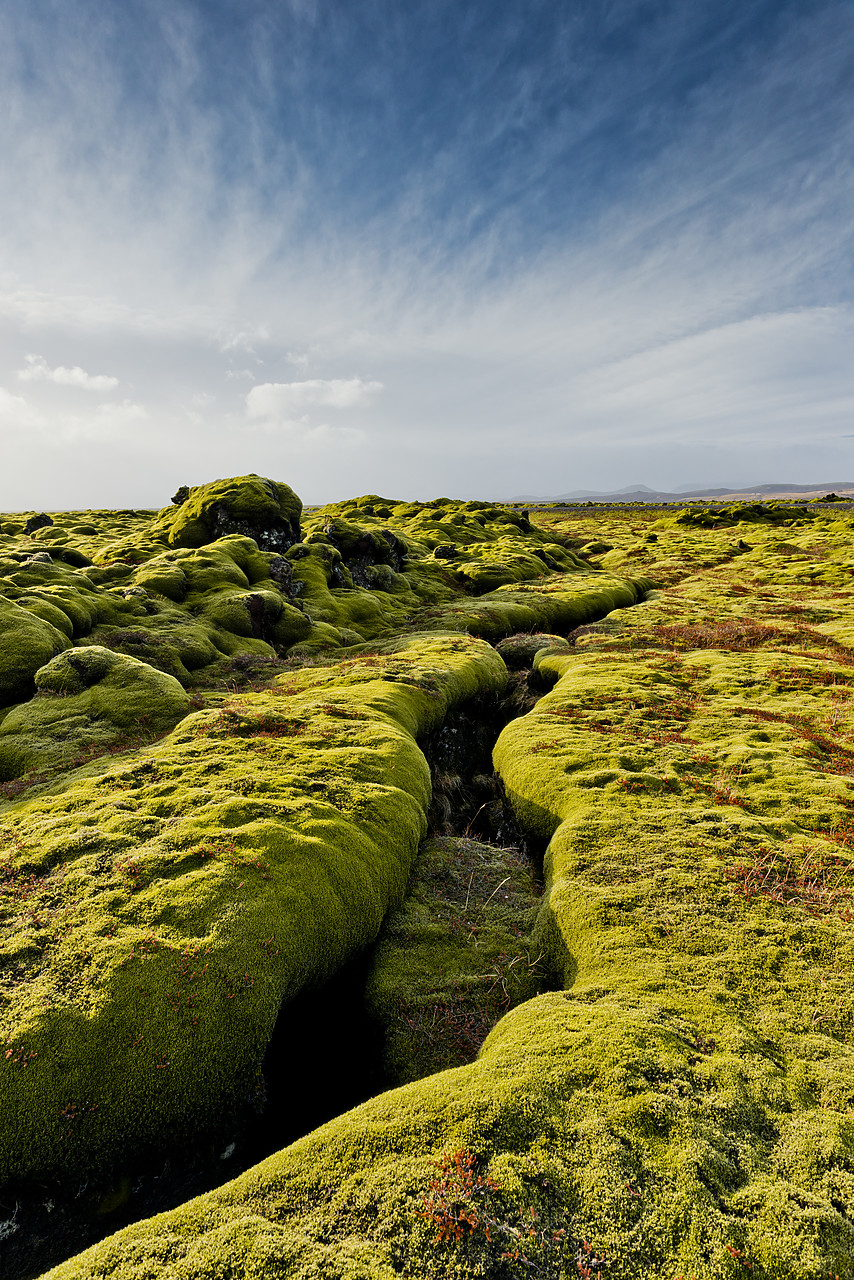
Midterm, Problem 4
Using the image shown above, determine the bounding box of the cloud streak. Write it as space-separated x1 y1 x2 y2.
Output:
0 1 851 506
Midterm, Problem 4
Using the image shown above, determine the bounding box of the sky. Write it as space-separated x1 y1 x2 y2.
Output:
1 0 853 508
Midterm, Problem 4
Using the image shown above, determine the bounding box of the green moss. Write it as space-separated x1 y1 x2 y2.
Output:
495 632 571 668
40 985 854 1280
1 486 645 727
0 632 505 1189
0 647 193 780
150 474 302 552
0 596 71 706
486 555 854 1274
14 486 823 1277
42 509 854 1278
365 836 543 1085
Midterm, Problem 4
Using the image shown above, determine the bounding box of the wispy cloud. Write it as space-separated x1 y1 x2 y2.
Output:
17 354 119 391
0 2 851 505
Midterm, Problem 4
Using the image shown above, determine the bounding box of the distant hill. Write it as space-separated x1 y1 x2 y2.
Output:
513 482 854 504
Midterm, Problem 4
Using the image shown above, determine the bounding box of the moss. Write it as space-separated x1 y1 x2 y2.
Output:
150 474 302 552
40 987 854 1280
1 485 774 1277
0 647 193 780
1 486 645 723
0 596 71 706
39 509 854 1279
495 632 571 669
365 836 543 1085
0 632 506 1190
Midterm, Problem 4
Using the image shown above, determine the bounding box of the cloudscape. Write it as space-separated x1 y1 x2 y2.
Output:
1 0 852 507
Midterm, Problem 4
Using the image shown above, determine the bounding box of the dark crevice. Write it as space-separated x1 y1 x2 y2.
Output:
243 949 384 1161
420 671 547 868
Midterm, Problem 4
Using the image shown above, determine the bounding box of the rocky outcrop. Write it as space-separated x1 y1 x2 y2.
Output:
151 475 302 552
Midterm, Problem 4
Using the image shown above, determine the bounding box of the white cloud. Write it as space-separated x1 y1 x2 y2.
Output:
17 353 118 391
94 399 147 426
218 327 269 355
562 307 854 446
246 378 384 418
285 350 311 369
0 386 146 445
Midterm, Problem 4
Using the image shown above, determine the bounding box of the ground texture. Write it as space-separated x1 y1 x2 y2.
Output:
2 479 853 1278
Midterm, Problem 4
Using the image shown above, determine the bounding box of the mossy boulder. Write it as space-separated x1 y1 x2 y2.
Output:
0 596 71 706
0 647 193 780
151 475 302 552
495 632 571 668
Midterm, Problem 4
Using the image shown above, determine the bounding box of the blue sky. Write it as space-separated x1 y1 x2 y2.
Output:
1 0 853 505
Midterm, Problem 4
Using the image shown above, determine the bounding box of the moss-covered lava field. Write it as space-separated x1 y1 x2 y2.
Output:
3 475 854 1278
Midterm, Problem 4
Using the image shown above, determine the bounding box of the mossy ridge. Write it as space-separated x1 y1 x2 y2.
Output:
0 633 505 1189
41 987 854 1280
365 836 543 1086
489 641 854 1273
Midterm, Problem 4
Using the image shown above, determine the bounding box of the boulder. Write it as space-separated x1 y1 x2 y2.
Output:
151 475 302 552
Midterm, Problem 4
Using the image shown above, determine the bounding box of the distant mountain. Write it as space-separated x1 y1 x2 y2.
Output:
512 482 854 504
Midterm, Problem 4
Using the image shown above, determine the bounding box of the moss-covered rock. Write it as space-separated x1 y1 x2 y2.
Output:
0 647 193 780
0 596 71 707
151 475 302 552
495 632 571 668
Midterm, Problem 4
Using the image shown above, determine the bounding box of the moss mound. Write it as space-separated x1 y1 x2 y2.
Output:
495 632 571 668
151 474 303 552
0 596 71 706
0 647 192 780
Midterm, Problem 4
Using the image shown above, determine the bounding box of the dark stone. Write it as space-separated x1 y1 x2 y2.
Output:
380 529 408 571
24 513 53 534
244 594 266 639
206 501 301 554
268 556 298 599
